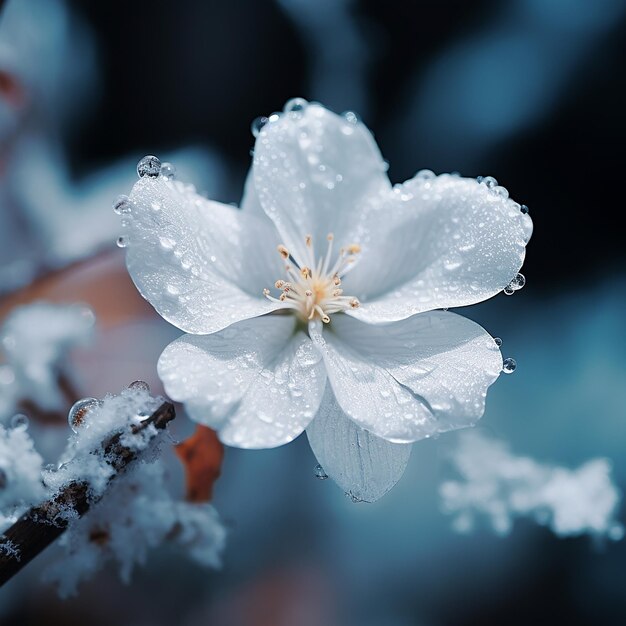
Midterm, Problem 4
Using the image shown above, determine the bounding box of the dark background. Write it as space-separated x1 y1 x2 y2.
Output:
69 0 626 293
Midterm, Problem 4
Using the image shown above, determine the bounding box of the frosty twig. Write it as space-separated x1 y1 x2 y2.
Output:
0 399 176 586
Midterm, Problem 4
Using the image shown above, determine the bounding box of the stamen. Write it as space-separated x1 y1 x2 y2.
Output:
268 234 361 323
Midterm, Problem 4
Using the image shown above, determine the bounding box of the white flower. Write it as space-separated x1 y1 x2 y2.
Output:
118 101 532 501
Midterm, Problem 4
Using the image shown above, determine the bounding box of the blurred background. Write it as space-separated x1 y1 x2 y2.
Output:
1 0 625 624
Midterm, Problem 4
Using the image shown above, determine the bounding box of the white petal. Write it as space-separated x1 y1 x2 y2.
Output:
253 103 391 264
125 176 284 335
307 384 412 502
309 311 502 443
158 315 326 449
344 174 531 323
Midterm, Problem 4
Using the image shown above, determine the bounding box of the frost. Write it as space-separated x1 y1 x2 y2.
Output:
0 423 45 532
440 431 623 539
44 462 226 598
0 383 226 595
0 302 95 418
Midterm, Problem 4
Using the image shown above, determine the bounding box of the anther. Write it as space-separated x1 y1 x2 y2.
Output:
278 244 290 259
275 280 285 289
263 288 270 296
300 267 311 279
349 298 360 308
305 234 312 247
347 243 361 254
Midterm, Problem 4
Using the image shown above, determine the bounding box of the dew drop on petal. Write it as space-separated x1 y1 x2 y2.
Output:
251 116 269 137
502 358 517 374
116 235 128 248
137 155 161 178
520 204 530 214
494 337 503 347
10 413 29 430
342 111 360 124
314 464 328 480
415 169 436 181
68 398 101 433
504 273 526 295
283 97 308 118
480 175 498 189
128 380 150 392
112 194 132 215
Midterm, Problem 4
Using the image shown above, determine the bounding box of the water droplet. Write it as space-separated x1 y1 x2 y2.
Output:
504 273 526 295
116 235 128 248
494 337 503 347
342 111 360 125
314 464 328 480
283 97 308 118
415 169 435 181
251 116 269 137
137 155 161 178
112 195 132 215
502 358 517 374
520 204 529 214
479 176 498 189
10 413 29 430
160 162 176 179
128 380 150 392
68 398 101 433
493 186 509 198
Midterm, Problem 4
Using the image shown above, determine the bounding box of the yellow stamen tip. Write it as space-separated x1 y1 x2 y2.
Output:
277 244 290 259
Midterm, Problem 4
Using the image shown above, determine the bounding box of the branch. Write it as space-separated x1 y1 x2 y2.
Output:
0 400 176 587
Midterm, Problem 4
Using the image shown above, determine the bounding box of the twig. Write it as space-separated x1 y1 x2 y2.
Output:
0 400 175 587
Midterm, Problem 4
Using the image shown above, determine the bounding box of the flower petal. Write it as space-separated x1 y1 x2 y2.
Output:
309 311 502 443
307 384 412 502
344 174 531 323
125 176 284 335
158 315 326 449
253 103 391 264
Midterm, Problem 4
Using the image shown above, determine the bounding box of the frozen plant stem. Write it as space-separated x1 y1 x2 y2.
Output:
0 399 176 586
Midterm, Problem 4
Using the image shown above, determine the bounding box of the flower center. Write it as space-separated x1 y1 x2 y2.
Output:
263 233 361 323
